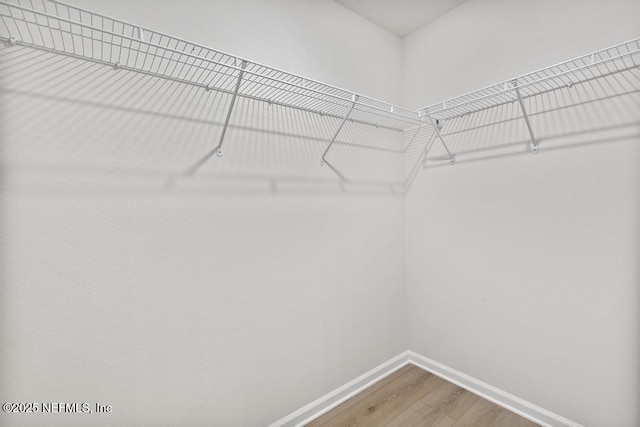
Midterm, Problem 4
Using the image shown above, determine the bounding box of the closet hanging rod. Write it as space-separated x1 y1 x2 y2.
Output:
420 38 640 120
0 0 421 131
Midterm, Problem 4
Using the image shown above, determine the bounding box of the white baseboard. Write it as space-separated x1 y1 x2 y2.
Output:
407 351 582 427
268 351 411 427
269 350 582 427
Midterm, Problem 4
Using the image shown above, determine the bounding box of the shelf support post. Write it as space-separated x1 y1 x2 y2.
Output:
424 112 455 164
185 60 248 175
321 94 358 169
512 79 538 154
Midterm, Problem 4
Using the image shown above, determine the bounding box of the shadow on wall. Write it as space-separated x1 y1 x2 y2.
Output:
0 46 407 197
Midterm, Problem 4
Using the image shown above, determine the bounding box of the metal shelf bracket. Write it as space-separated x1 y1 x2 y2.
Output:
512 79 539 154
321 94 359 169
215 60 248 158
424 112 455 164
3 36 17 46
185 60 248 175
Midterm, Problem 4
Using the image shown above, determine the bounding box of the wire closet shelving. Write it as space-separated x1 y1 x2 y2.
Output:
0 0 422 179
0 0 638 186
419 39 640 161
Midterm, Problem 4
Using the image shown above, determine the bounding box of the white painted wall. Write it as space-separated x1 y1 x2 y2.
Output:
403 0 640 426
2 0 638 426
0 1 406 426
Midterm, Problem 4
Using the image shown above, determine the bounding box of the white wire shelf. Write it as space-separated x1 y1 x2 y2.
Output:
0 0 421 134
420 39 640 121
419 38 640 158
1 0 637 185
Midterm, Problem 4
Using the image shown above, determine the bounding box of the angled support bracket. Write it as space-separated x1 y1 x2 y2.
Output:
512 79 538 154
424 112 455 164
321 94 359 168
185 60 248 175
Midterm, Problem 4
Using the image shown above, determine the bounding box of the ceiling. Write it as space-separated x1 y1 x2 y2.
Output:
335 0 467 38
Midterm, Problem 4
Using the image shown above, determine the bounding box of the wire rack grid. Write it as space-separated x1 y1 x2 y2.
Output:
420 39 640 120
1 0 638 186
0 0 421 133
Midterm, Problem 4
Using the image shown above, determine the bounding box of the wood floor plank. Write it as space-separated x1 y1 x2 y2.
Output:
450 399 503 427
307 365 443 426
385 407 427 427
431 415 457 427
307 364 417 426
306 364 539 427
386 398 457 427
410 381 479 421
386 405 456 427
492 408 540 427
451 398 538 427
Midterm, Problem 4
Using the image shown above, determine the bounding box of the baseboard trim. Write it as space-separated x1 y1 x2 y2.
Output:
268 351 411 427
269 350 582 427
407 351 582 427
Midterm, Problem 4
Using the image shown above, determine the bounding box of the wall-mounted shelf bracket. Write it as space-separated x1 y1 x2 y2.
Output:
213 60 248 157
185 60 248 175
1 36 16 46
424 112 455 164
321 94 359 169
512 79 538 154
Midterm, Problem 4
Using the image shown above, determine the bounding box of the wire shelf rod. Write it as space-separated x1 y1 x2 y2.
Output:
0 1 420 127
421 38 639 109
321 95 358 167
0 35 416 132
424 57 639 120
420 40 639 116
1 0 419 123
47 0 415 116
423 114 454 164
512 79 538 153
425 61 639 121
